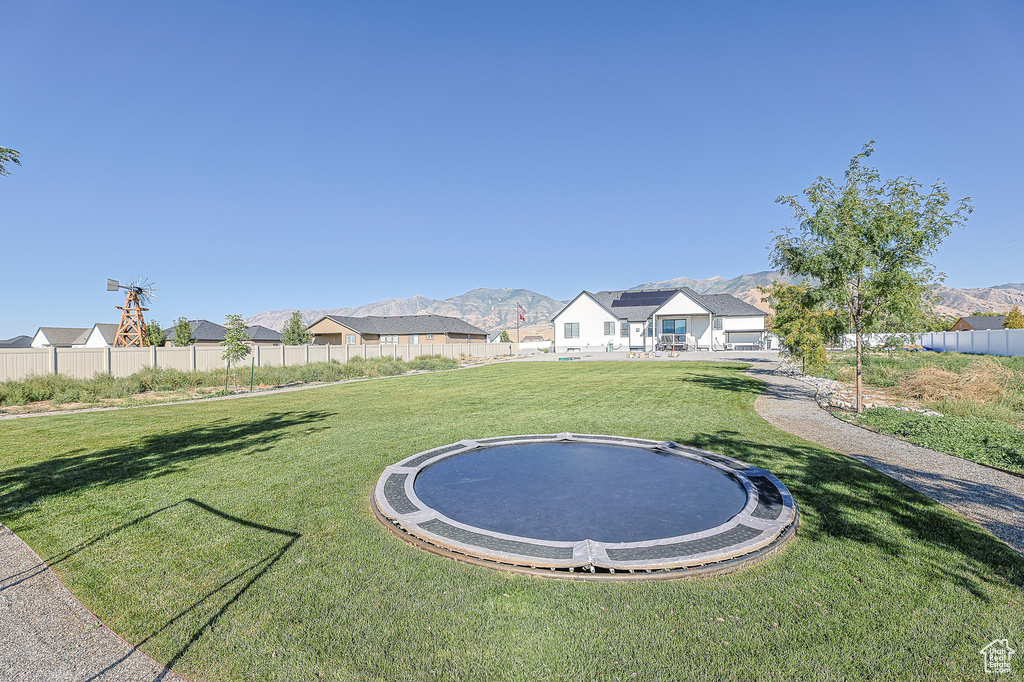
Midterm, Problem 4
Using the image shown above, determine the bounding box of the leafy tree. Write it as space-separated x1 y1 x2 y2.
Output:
147 320 167 347
1004 305 1024 329
500 330 511 343
760 282 843 374
173 317 195 347
0 146 20 176
221 314 252 391
771 141 972 412
281 311 311 345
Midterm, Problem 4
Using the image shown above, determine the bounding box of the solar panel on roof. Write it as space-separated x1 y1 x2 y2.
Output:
611 290 676 307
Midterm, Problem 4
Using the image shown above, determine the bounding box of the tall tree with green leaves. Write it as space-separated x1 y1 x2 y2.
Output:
173 317 195 347
221 314 252 391
281 311 311 345
759 282 844 375
500 330 511 343
0 146 20 176
771 141 972 412
146 320 167 347
1004 305 1024 329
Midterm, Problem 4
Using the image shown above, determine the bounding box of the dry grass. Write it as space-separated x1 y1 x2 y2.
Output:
893 358 1015 403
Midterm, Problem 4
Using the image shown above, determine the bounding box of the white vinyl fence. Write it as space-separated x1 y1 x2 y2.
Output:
0 343 519 382
917 329 1024 357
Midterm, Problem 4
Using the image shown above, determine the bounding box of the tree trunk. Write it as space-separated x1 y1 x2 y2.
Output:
855 315 863 414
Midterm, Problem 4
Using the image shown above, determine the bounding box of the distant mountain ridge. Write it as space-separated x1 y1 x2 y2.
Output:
245 272 1024 333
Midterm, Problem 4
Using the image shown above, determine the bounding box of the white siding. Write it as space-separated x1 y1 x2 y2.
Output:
721 316 766 331
81 326 111 348
552 295 620 352
656 291 710 316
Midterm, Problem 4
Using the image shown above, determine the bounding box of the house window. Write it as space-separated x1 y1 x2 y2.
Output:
382 335 398 344
646 321 653 337
604 321 614 335
564 322 580 339
426 334 434 340
713 318 722 330
620 321 629 338
346 334 356 345
661 319 686 335
409 335 419 344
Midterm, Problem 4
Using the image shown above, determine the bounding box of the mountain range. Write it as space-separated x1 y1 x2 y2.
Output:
245 271 1024 333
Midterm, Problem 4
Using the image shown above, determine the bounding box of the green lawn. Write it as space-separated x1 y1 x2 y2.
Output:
1 362 1021 681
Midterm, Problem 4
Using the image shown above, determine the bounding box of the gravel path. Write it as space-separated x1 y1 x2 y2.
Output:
0 525 187 682
748 365 1024 555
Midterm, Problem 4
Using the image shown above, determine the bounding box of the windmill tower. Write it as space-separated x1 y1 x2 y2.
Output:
107 278 157 347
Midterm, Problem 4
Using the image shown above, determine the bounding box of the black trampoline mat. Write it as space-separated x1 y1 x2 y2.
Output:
413 442 748 543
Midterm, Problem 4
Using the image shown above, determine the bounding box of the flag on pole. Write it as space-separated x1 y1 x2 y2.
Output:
518 303 526 322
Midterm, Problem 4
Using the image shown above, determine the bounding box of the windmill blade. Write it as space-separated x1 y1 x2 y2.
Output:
107 278 120 291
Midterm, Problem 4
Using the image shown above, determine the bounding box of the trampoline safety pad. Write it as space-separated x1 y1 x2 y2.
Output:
372 433 798 580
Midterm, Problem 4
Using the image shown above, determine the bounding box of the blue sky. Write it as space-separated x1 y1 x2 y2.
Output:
2 1 1022 338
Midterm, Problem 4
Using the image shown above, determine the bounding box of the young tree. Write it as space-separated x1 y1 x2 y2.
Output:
147 320 167 347
0 146 20 176
760 282 844 374
1004 305 1024 329
500 330 511 343
771 142 972 412
281 311 311 345
221 314 252 391
173 317 195 347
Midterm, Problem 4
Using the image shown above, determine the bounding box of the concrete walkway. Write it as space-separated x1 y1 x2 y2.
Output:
0 525 187 682
749 365 1024 555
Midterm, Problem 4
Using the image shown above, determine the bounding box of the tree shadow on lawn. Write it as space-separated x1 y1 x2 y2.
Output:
682 429 1024 594
60 499 301 682
0 410 333 521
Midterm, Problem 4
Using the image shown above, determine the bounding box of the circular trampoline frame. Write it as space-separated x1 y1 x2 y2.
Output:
372 433 799 581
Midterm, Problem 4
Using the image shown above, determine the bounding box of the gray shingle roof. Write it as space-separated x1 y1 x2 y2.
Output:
36 327 91 346
562 288 767 322
162 320 281 342
315 314 488 336
0 335 32 348
957 316 1006 330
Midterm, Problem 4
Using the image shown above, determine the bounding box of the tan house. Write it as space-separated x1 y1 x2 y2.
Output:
306 314 489 345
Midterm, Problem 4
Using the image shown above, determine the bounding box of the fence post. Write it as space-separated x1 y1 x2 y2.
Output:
49 346 57 375
281 344 286 366
104 346 111 375
305 344 309 364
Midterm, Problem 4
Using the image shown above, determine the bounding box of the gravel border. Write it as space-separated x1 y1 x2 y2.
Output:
0 524 188 682
748 364 1024 555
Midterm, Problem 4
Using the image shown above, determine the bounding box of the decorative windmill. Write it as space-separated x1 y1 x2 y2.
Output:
107 277 157 347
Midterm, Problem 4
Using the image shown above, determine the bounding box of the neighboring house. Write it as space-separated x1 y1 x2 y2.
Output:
0 335 32 348
31 327 91 348
75 323 119 348
522 335 546 342
551 288 768 353
160 320 282 346
306 314 489 345
949 315 1006 331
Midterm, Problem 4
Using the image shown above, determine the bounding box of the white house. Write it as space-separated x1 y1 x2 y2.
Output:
76 323 119 348
31 327 90 348
551 288 768 353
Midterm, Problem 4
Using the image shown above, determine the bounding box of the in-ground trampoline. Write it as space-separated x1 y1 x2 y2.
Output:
372 433 798 580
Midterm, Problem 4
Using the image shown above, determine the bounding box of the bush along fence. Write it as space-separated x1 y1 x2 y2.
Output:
917 329 1024 357
0 342 518 382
